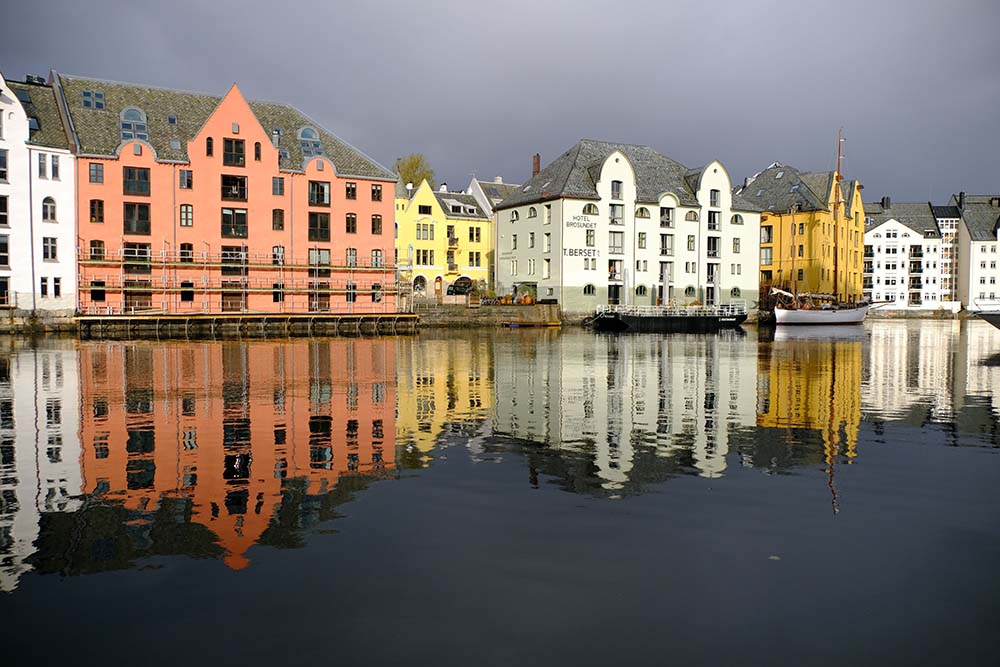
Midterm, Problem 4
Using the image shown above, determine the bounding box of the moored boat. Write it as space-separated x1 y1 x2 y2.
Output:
774 296 869 325
589 303 747 333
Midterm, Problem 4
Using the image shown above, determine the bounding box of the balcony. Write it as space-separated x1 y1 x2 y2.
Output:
909 263 923 273
221 183 248 201
707 222 719 231
659 248 673 257
863 279 874 289
706 274 717 285
608 272 622 281
908 279 923 289
447 262 458 272
706 250 720 258
609 217 624 226
660 217 673 228
609 246 625 255
448 236 459 247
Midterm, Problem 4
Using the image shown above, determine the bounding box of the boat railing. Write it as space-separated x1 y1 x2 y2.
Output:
596 301 747 318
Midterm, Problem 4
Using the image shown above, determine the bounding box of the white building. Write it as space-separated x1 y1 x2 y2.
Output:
466 175 522 289
931 204 961 301
0 73 76 315
0 340 82 592
953 193 1000 311
862 199 950 309
494 141 761 314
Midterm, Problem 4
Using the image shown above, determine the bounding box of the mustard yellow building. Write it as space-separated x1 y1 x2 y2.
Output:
737 162 865 301
394 179 492 299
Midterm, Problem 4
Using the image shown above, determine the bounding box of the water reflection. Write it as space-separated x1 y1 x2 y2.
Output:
2 321 1000 590
0 338 395 590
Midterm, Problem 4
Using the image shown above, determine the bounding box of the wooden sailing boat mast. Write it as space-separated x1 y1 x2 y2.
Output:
833 128 844 302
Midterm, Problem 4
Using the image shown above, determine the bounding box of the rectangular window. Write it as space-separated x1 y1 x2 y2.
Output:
221 174 247 201
90 199 104 223
611 180 623 200
272 209 284 231
273 283 285 303
733 238 741 253
346 182 357 200
221 208 248 238
0 149 7 180
123 203 151 235
308 248 331 277
272 177 285 195
179 169 193 189
710 189 720 207
89 240 105 260
0 235 7 266
512 234 517 250
529 232 535 248
371 184 382 201
609 204 624 224
609 231 624 254
660 234 674 256
0 195 6 226
51 155 59 180
180 281 194 302
179 243 193 263
638 232 646 249
89 162 103 183
123 167 151 196
272 245 285 265
43 237 57 260
418 204 432 215
40 277 48 297
346 282 357 303
760 226 773 244
309 212 330 241
760 247 773 266
586 229 595 247
371 214 382 235
38 153 47 179
707 211 720 230
123 242 152 274
543 258 551 279
543 232 551 252
221 246 247 276
180 204 193 227
687 235 695 251
223 138 245 166
706 237 720 258
345 213 357 234
309 181 331 206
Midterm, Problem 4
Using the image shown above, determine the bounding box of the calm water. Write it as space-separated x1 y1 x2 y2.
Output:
1 322 999 666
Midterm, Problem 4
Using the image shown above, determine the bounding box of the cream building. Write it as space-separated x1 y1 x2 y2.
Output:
494 140 761 314
953 193 1000 310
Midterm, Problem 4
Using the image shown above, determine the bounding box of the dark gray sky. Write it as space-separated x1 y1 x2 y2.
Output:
5 0 998 202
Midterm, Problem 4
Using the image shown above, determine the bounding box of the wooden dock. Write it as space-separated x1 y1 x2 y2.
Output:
76 312 419 340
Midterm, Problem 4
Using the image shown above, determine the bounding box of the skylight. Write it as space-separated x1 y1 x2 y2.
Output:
775 171 784 179
15 89 31 104
28 117 39 131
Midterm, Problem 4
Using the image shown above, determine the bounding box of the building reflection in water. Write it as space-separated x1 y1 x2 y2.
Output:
492 330 759 490
0 338 395 590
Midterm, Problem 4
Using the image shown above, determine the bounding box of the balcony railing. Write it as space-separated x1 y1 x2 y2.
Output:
609 246 624 255
909 264 923 273
609 217 623 226
221 184 248 201
447 262 458 272
448 236 459 247
706 274 717 284
608 272 622 281
660 217 673 228
706 250 720 258
660 248 673 257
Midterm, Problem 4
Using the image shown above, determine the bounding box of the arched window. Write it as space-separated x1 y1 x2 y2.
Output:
42 197 56 221
684 286 696 297
299 127 322 156
583 284 596 296
731 214 744 225
413 275 427 294
206 137 214 156
685 210 699 222
120 108 148 141
635 207 650 219
528 207 537 218
731 287 741 297
254 142 261 161
510 210 520 222
583 203 599 215
635 285 648 296
371 249 384 267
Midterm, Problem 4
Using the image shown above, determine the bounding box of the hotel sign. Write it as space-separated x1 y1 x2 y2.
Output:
566 215 596 229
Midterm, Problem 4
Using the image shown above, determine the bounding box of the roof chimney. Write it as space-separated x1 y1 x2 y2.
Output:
881 196 890 209
494 176 503 184
532 153 540 177
439 182 448 193
959 191 966 209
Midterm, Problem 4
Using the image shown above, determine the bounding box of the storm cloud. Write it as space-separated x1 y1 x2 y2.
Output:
4 0 998 201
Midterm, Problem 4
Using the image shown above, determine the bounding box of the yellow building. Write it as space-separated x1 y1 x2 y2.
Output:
394 179 492 299
737 162 865 302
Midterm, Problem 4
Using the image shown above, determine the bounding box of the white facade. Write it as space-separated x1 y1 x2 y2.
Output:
0 75 76 315
957 223 1000 311
863 219 947 309
496 149 759 314
0 341 82 592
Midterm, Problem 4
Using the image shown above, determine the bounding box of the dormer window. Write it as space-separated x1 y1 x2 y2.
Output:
120 108 148 141
775 171 784 179
82 90 105 109
299 127 322 157
168 115 178 125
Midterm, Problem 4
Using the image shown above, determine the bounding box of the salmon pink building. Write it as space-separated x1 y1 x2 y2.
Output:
54 73 397 314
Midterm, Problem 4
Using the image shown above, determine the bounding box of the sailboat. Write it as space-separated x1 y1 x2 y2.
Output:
775 130 869 326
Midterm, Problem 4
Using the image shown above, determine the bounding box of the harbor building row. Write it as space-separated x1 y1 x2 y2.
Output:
862 193 1000 311
1 70 398 317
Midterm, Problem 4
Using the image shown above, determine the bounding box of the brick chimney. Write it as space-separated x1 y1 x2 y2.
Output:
881 196 891 209
532 153 540 177
959 191 966 209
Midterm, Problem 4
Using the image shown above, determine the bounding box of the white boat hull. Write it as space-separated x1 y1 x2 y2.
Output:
775 304 869 325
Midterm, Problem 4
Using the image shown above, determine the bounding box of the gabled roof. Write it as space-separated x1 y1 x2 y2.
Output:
736 162 830 213
953 194 1000 242
8 81 70 150
433 192 488 220
496 139 701 210
863 201 940 238
841 179 861 218
56 73 393 179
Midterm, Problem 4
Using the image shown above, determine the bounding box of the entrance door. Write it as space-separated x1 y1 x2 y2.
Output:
608 284 621 305
705 286 716 306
